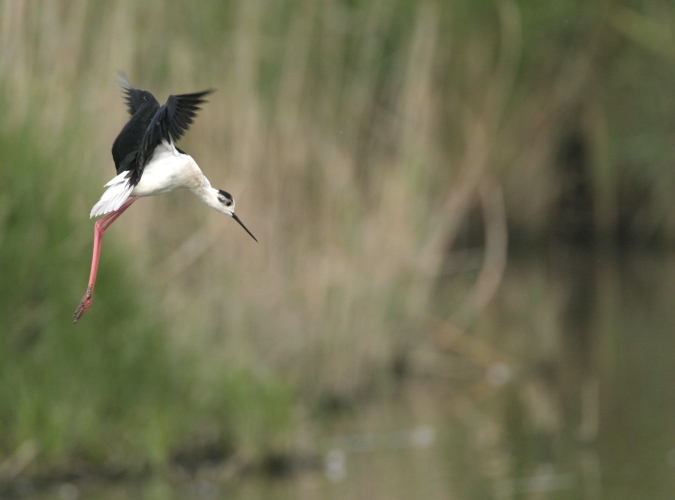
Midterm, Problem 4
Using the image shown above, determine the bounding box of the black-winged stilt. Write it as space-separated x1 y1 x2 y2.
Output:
73 74 256 323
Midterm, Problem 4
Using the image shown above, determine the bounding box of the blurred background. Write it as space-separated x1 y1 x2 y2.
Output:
1 0 674 498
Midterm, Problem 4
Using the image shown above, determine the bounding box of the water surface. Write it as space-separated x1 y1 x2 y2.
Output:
23 250 675 499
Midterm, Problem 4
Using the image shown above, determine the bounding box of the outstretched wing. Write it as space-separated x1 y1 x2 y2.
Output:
111 74 160 180
117 72 147 116
137 90 213 169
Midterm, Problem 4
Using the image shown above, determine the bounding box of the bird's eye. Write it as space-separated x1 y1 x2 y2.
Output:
225 199 233 207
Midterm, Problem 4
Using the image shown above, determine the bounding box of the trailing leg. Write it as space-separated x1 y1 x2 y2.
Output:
73 197 138 323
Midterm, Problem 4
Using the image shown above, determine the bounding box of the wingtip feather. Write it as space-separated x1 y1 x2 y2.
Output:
116 71 132 89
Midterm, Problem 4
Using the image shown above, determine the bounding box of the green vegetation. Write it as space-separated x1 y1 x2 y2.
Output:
0 0 673 481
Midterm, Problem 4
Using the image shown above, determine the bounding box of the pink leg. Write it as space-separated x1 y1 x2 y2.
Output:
73 197 138 323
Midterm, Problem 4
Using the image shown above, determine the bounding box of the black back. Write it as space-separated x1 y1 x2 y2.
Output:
111 73 213 187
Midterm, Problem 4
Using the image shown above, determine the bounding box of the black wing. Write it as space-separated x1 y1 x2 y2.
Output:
110 74 212 187
117 72 147 116
111 75 160 179
136 90 213 169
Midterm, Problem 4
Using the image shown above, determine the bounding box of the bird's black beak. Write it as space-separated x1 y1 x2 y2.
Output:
232 213 258 242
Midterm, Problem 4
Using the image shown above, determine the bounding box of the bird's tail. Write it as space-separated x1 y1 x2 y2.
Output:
90 172 134 218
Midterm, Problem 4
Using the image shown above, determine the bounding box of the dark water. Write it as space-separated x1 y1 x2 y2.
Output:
25 250 675 499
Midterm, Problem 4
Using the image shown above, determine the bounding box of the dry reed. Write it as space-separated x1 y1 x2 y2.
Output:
0 0 521 399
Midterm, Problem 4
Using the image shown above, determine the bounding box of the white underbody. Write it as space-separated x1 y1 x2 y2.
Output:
90 141 205 218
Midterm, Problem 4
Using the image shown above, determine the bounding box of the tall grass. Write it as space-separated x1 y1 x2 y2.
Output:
1 0 674 476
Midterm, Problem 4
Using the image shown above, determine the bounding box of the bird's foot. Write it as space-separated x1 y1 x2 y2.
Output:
73 285 93 323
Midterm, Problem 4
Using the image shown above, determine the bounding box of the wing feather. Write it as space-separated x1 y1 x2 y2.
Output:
117 72 146 116
110 73 213 187
137 90 213 169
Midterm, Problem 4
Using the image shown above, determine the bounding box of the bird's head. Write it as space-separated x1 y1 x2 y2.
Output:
213 189 258 242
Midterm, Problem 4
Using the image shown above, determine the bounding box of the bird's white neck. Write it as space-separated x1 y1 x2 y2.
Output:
158 153 234 216
191 175 217 209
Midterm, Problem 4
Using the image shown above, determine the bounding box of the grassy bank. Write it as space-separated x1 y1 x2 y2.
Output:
1 0 673 481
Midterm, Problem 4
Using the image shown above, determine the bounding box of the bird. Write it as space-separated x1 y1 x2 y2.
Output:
73 73 257 323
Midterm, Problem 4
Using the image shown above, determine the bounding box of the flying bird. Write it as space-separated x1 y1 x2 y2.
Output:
73 74 257 323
